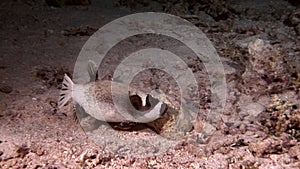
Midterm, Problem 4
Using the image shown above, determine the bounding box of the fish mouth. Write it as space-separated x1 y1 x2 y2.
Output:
129 94 167 114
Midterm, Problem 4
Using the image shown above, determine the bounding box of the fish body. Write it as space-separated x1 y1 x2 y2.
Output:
58 61 194 139
58 61 166 123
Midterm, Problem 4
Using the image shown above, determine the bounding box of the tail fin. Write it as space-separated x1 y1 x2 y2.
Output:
58 74 74 108
87 60 98 82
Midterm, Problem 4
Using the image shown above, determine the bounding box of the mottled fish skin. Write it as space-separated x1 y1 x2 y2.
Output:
87 60 147 106
71 79 147 122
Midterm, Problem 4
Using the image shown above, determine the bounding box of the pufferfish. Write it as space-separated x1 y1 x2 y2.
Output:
58 61 195 140
58 61 167 123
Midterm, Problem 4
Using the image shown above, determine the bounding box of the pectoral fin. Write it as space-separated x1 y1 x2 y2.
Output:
87 60 98 82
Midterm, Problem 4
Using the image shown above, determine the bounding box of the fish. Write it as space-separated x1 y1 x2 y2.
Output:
58 60 167 123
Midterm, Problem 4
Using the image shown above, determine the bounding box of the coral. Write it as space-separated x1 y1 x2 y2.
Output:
237 39 287 97
257 95 300 141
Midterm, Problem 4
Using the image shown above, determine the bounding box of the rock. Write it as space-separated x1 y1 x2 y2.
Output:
289 145 300 159
197 122 217 143
241 102 265 117
234 35 263 49
237 39 286 96
248 135 292 157
287 8 300 26
0 84 13 94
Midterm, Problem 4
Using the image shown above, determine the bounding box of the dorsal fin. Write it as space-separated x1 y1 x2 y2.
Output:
87 60 98 82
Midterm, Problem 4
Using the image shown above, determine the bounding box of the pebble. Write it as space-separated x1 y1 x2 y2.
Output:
0 84 13 94
289 145 300 159
242 102 265 117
